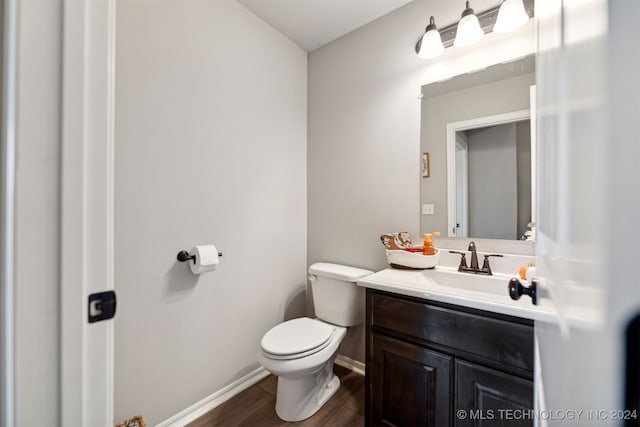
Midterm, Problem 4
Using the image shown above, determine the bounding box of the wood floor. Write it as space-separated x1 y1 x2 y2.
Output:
188 365 365 427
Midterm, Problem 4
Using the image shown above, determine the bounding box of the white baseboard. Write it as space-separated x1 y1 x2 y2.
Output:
157 355 364 426
335 354 365 376
156 367 269 427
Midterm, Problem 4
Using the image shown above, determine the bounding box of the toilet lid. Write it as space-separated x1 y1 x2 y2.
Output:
261 318 335 357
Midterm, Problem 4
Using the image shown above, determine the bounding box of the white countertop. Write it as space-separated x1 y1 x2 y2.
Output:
357 266 558 322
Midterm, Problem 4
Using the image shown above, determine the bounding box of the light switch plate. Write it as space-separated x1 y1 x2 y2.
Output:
422 204 434 215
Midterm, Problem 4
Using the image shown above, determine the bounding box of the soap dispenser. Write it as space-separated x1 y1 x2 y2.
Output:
423 233 435 255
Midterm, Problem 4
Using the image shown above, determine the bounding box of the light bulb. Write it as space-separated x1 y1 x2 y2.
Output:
418 17 445 59
494 0 529 33
454 2 484 48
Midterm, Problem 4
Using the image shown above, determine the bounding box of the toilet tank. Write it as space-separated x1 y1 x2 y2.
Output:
308 263 373 327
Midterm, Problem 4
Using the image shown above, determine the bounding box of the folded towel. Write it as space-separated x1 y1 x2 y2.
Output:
380 232 412 250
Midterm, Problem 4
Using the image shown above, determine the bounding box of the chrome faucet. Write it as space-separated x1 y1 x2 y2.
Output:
450 241 503 275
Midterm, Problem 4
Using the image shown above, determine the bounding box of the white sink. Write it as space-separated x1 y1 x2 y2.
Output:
427 268 511 297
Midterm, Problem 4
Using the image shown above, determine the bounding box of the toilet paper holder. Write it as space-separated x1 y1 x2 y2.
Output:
177 249 223 263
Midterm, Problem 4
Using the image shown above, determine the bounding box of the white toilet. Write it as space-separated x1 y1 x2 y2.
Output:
258 262 373 422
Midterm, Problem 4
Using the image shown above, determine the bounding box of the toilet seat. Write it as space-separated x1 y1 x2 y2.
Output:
261 318 336 360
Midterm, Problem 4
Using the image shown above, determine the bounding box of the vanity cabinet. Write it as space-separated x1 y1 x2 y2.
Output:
365 289 534 427
370 333 452 426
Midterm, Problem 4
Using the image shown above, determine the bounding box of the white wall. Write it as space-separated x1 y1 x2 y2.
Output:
308 1 534 362
114 0 307 424
14 1 62 425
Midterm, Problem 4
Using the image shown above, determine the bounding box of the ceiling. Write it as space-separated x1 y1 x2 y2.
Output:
237 0 415 52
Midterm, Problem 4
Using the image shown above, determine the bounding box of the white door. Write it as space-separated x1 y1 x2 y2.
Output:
2 0 115 425
534 0 638 424
61 0 116 425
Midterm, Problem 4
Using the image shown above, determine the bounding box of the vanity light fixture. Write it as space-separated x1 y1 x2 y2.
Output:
453 1 484 47
417 16 445 59
415 0 534 60
494 0 530 33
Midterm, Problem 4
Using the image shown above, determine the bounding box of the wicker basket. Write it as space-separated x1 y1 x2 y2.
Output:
115 416 146 427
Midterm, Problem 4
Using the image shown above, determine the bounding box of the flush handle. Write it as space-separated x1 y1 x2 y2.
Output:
508 278 537 305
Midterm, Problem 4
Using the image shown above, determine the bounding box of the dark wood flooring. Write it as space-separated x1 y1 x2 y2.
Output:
188 365 364 427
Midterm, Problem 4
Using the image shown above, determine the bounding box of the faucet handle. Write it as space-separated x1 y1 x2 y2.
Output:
481 254 503 275
449 250 468 271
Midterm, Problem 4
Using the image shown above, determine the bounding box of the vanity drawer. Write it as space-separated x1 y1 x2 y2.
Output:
368 291 534 373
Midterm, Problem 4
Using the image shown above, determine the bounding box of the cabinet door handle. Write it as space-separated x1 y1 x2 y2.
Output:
508 278 537 305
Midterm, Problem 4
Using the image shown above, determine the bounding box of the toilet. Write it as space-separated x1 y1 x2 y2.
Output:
258 262 373 422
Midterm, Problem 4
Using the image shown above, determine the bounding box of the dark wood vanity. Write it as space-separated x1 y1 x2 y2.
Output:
365 288 534 426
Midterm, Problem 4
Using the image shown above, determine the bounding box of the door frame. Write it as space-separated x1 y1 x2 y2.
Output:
1 0 17 424
454 136 468 237
60 0 116 425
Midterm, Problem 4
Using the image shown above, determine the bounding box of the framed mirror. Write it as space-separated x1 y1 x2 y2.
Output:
420 54 535 242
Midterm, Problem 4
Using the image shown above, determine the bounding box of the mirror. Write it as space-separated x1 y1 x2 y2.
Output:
420 55 535 241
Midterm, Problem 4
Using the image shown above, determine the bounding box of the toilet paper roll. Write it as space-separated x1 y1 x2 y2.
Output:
189 245 219 275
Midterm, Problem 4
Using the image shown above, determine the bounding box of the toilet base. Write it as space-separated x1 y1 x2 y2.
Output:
274 358 340 422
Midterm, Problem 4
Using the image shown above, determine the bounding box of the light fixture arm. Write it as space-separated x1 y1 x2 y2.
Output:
415 0 534 53
461 1 475 19
425 16 437 33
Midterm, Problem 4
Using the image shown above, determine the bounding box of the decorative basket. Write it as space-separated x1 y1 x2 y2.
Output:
386 248 440 270
115 416 146 427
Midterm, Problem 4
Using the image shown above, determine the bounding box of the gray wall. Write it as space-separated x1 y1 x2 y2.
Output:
15 1 62 425
115 0 307 424
466 121 532 240
467 124 517 239
308 2 427 362
420 73 535 235
307 0 534 363
307 0 531 363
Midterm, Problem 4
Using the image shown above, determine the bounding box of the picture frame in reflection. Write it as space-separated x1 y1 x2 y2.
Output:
421 152 430 178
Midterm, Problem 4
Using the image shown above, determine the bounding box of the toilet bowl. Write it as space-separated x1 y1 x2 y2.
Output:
259 317 347 421
258 263 373 422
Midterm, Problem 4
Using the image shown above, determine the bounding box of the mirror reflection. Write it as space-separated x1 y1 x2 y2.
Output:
420 55 535 241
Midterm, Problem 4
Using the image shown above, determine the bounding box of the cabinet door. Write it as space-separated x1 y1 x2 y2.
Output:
455 360 533 427
370 333 452 427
